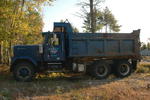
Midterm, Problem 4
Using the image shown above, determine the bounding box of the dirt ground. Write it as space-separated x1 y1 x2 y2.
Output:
0 62 150 100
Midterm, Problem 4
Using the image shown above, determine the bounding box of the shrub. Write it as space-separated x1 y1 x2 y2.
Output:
136 63 150 73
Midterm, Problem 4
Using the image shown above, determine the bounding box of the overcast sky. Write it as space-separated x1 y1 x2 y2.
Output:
42 0 150 43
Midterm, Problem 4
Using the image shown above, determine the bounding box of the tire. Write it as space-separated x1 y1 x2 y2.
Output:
114 61 132 78
91 62 111 79
13 62 35 82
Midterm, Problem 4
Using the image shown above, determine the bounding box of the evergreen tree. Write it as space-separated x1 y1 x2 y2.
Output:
99 7 121 33
82 7 121 33
77 0 104 33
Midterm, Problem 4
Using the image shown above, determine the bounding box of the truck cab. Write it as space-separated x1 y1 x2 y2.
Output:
11 22 74 81
42 22 73 62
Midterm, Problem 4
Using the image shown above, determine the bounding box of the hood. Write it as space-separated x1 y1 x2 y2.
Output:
13 45 42 57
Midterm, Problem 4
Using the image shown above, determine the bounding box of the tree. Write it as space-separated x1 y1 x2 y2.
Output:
141 42 147 50
99 7 121 33
140 41 150 50
82 8 103 32
147 42 150 50
77 0 104 33
147 38 150 50
90 0 94 33
0 0 54 64
82 7 121 33
78 0 120 33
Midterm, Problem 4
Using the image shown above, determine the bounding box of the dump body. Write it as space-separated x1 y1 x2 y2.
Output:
68 30 140 59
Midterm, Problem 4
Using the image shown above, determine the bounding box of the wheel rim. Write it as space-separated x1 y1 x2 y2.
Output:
96 65 108 77
119 64 130 76
17 66 31 80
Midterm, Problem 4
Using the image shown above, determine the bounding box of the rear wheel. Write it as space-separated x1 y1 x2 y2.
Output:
13 62 35 82
91 62 111 79
114 61 132 78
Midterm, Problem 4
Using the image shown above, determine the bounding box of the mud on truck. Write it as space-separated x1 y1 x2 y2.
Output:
10 22 141 81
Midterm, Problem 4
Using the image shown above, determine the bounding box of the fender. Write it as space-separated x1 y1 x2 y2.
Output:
10 56 38 71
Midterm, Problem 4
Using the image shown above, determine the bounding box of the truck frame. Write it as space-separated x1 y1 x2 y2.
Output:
10 22 141 81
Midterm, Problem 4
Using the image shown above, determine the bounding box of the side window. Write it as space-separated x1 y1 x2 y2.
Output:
48 34 60 46
54 27 65 32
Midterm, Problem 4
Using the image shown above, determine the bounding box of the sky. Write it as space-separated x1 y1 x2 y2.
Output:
42 0 150 43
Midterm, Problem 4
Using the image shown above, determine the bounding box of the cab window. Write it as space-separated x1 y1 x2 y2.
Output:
48 34 60 46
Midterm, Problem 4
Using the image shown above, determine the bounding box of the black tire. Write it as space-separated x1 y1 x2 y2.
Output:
114 61 132 78
90 62 111 79
13 62 35 82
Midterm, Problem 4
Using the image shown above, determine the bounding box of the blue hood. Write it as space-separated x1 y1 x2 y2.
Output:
13 45 41 60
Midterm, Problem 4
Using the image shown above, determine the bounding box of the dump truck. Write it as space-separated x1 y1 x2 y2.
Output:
10 22 141 81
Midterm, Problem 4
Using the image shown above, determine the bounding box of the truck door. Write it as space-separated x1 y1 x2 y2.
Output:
44 33 65 62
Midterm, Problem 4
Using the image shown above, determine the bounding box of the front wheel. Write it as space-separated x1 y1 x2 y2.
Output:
114 61 132 78
91 62 111 79
13 62 35 82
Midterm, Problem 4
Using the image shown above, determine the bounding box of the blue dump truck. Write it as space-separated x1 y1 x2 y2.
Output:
10 22 141 81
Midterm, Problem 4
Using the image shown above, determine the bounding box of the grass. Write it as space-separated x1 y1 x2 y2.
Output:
0 62 150 100
136 62 150 73
31 75 150 100
142 56 150 61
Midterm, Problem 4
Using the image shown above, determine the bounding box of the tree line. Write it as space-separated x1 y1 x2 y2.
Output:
141 41 150 50
0 0 122 65
0 0 54 64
